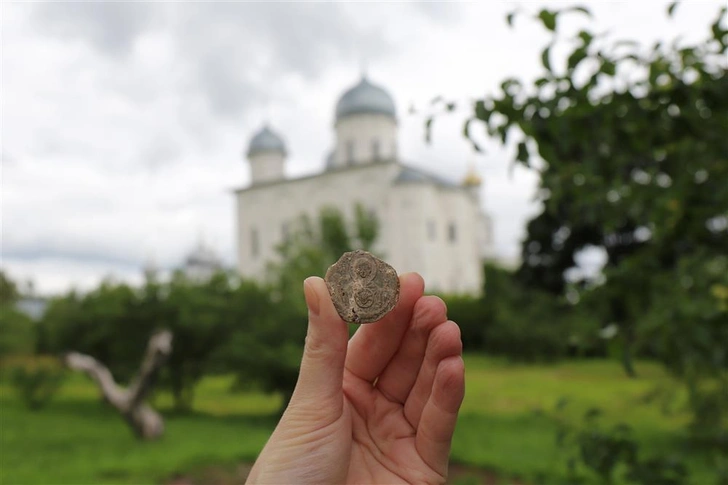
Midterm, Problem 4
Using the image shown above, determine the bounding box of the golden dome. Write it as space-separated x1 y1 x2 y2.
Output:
462 164 482 187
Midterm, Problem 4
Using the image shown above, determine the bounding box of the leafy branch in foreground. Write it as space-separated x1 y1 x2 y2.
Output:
429 2 727 446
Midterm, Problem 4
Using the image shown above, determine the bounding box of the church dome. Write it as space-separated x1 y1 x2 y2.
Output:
247 125 287 157
462 168 482 187
335 76 396 121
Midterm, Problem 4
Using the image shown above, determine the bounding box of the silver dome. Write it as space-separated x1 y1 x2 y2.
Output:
247 125 286 157
335 76 396 121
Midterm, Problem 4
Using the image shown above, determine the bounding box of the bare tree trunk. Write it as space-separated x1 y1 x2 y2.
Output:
65 330 173 440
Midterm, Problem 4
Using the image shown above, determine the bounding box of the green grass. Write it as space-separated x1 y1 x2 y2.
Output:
0 356 718 484
0 386 278 485
451 357 717 484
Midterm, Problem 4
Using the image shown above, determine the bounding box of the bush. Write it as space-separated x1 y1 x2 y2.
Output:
554 402 689 485
0 306 37 358
443 263 604 362
4 355 66 411
441 294 491 351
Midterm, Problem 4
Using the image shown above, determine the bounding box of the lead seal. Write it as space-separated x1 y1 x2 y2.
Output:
324 250 400 324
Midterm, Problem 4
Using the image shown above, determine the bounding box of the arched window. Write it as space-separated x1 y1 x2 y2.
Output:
251 228 259 257
448 223 457 243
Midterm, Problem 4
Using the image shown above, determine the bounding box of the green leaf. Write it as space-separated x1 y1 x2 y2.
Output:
463 119 483 153
538 9 557 32
541 43 553 72
516 141 529 165
506 10 517 27
601 59 616 76
474 100 490 122
463 118 472 139
568 6 592 17
667 2 678 17
711 7 728 47
446 102 456 112
578 30 594 46
498 124 509 144
568 47 588 71
501 78 522 95
425 117 433 143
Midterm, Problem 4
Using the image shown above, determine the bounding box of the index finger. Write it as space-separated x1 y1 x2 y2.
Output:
345 272 425 383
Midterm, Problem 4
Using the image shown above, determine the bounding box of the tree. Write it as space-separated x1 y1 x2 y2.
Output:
221 205 381 410
39 281 152 382
65 330 173 440
432 3 727 443
39 272 243 411
0 307 36 358
161 271 238 411
0 270 20 305
267 202 381 305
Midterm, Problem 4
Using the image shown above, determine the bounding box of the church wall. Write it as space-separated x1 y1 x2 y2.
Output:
249 152 285 184
236 162 401 281
383 182 483 295
333 114 397 167
237 168 485 295
413 185 483 295
384 183 427 278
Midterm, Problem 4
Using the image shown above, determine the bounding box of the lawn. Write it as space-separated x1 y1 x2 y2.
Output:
0 356 716 484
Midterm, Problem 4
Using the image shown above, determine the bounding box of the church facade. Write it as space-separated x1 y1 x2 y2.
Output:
234 76 492 295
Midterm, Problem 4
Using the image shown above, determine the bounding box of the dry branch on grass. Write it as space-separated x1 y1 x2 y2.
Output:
64 329 173 440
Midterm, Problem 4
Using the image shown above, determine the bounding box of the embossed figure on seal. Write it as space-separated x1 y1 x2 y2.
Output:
324 250 400 324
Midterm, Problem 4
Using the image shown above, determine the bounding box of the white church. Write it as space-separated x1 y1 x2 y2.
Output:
234 75 493 295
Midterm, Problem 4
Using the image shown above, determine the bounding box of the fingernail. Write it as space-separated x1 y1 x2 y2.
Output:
303 277 320 316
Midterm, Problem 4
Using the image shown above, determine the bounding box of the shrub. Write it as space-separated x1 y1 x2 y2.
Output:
0 306 36 358
5 355 66 411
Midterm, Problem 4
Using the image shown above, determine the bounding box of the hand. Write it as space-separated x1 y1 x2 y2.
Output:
246 273 465 484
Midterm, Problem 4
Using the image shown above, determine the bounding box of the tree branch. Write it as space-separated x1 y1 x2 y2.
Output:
127 329 173 409
64 329 173 440
64 352 127 408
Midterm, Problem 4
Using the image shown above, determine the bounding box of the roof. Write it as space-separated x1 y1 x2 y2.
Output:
232 160 459 194
394 165 459 188
247 125 286 157
185 239 221 268
335 76 396 121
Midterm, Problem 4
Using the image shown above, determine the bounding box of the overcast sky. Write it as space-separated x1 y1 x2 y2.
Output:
2 1 723 295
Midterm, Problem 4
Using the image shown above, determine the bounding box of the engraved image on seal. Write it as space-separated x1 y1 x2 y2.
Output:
325 250 400 324
354 287 376 308
351 255 377 282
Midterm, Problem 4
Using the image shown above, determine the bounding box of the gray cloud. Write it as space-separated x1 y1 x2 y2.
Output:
9 0 719 294
3 247 141 270
2 149 16 165
30 2 392 119
412 2 462 23
30 2 159 57
172 3 391 118
141 135 183 172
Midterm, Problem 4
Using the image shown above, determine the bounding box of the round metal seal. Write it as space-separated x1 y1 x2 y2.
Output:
324 250 400 324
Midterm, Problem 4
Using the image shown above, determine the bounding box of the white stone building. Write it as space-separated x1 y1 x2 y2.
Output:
181 240 223 283
234 76 493 295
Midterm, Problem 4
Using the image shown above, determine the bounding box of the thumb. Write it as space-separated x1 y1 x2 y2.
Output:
290 276 349 411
